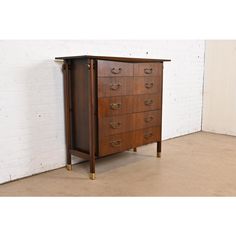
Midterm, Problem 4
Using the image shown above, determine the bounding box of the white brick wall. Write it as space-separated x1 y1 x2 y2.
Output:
0 40 205 184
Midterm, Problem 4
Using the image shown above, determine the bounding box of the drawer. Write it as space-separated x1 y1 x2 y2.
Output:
134 63 162 76
134 126 161 147
99 126 161 156
98 76 161 98
133 76 161 95
133 94 161 113
98 76 133 98
99 113 135 137
97 60 133 77
98 96 133 117
98 95 161 117
99 132 133 156
134 110 161 129
99 110 161 137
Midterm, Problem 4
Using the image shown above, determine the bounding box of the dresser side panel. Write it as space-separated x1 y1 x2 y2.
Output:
71 59 90 152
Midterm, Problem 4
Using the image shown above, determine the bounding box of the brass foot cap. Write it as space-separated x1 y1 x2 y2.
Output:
66 164 72 171
157 152 161 158
89 173 96 180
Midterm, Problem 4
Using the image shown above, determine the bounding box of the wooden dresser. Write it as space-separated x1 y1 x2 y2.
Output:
55 55 170 179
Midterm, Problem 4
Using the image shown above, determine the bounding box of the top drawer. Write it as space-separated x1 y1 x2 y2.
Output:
134 63 162 76
97 60 133 77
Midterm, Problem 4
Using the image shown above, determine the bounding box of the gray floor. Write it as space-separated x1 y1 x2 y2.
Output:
0 131 236 196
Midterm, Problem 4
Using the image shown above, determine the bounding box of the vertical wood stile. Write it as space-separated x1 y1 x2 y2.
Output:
88 59 96 178
63 61 72 167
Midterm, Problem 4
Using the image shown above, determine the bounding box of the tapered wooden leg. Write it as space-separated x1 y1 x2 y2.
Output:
133 147 137 152
157 141 161 158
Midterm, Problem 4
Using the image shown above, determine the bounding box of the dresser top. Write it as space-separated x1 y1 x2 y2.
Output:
55 55 171 63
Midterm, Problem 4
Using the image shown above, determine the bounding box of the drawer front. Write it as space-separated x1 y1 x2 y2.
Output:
134 126 161 147
98 96 133 117
98 95 161 117
99 110 161 137
134 110 161 129
133 94 161 113
98 76 161 97
134 63 162 77
99 132 133 156
98 60 133 77
98 77 133 98
133 76 161 95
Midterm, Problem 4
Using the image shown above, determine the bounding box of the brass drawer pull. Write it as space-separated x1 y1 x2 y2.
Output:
111 68 122 74
110 103 121 110
110 82 121 90
144 99 153 106
145 82 154 89
110 140 121 147
144 68 153 74
110 121 121 129
144 132 153 139
144 116 154 123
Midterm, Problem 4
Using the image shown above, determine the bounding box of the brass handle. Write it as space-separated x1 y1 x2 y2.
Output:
144 116 154 123
144 132 153 139
110 140 121 147
110 103 121 110
110 121 121 129
111 68 122 74
145 82 154 89
144 99 153 106
144 68 153 74
110 82 121 90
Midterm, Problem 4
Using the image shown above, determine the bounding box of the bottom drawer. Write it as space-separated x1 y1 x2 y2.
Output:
99 126 161 156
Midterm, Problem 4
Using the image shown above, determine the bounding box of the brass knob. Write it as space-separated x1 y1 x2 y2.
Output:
110 83 121 90
145 82 154 89
110 140 121 147
110 103 121 110
111 68 122 74
144 116 154 123
144 68 153 74
144 99 153 106
110 121 121 129
144 132 153 139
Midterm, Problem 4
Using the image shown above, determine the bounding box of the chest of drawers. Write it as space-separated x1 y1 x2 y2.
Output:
55 55 170 179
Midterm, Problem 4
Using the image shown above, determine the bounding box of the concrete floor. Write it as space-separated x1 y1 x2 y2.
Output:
0 131 236 196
